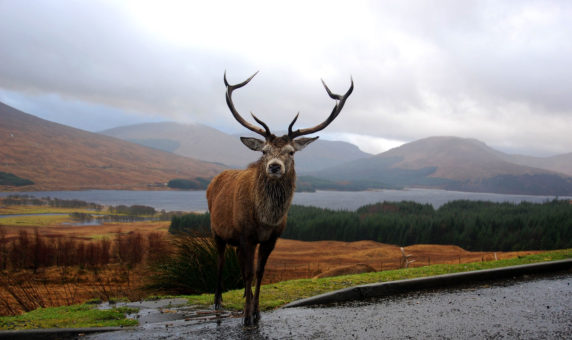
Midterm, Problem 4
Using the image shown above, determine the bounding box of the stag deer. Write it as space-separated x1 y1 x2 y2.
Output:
206 71 353 325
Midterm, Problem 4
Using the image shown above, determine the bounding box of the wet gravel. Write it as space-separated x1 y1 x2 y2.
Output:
87 272 571 339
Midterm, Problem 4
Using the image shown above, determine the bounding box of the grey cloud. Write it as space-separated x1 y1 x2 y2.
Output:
0 1 571 155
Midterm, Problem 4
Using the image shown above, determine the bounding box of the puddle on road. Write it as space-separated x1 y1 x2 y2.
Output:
98 298 242 327
88 272 571 340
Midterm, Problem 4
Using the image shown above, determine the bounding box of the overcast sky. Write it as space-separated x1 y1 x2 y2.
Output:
1 0 571 156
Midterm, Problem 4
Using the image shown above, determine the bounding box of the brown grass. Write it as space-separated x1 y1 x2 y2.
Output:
262 239 540 283
0 265 148 316
0 102 225 191
313 263 376 279
0 220 541 316
0 221 170 241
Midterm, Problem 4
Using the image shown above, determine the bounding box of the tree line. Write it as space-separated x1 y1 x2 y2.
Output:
170 200 572 251
0 172 34 187
166 176 396 192
1 195 167 218
2 195 103 210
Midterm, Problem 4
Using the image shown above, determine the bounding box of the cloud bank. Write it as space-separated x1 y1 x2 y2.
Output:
1 0 571 155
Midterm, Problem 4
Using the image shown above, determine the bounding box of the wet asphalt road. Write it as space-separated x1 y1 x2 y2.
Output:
88 272 571 340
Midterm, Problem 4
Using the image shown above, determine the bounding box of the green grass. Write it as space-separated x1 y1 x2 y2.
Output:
0 205 98 215
1 249 570 330
186 249 572 311
0 214 74 227
0 205 106 227
0 305 138 330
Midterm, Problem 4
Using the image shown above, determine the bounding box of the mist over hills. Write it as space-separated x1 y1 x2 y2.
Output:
0 102 224 190
314 136 572 195
100 122 372 172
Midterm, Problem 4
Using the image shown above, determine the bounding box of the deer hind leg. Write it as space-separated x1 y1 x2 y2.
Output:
253 236 277 322
238 240 256 326
213 235 226 310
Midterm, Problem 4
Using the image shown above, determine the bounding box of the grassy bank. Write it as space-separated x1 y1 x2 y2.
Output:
0 249 570 330
185 249 572 310
0 304 138 330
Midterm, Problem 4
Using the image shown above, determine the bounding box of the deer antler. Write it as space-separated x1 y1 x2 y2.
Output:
224 71 271 138
288 77 354 139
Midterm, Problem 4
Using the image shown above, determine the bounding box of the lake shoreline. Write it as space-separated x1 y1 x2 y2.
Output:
0 188 569 213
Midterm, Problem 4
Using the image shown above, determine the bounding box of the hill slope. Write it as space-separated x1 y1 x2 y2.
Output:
100 122 371 172
503 153 572 177
317 136 572 195
0 102 225 190
101 122 249 168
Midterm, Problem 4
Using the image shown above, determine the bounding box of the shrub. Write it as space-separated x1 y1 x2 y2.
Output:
167 177 211 190
169 213 211 234
146 231 243 294
0 172 34 186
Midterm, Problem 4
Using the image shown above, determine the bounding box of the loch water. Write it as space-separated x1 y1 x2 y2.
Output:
1 188 568 212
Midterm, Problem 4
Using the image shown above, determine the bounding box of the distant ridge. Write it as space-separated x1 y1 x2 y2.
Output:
315 136 572 195
100 122 372 172
0 102 225 191
504 153 572 177
3 100 570 195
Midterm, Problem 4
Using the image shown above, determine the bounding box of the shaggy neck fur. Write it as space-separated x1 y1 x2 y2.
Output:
253 159 296 226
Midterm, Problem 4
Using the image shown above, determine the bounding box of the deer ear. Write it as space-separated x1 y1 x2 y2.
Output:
293 136 319 151
240 137 265 151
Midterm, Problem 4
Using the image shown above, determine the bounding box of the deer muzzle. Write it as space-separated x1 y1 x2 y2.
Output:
266 160 285 178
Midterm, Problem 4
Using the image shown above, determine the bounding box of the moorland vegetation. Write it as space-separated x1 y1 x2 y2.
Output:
171 199 572 251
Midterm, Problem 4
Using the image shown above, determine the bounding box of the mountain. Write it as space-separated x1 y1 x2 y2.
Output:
100 122 371 172
101 122 248 168
502 153 572 177
0 102 225 191
315 136 572 195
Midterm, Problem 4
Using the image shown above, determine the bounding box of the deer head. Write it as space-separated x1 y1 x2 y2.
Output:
224 71 354 179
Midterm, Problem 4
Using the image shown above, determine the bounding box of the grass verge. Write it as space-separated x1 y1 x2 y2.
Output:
0 249 570 330
0 305 138 330
186 249 572 311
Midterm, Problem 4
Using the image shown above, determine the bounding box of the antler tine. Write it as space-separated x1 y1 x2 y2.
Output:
289 77 354 139
287 112 299 137
251 112 271 136
224 71 270 137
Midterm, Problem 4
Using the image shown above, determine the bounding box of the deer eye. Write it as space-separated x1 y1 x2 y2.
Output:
262 150 268 155
289 151 294 156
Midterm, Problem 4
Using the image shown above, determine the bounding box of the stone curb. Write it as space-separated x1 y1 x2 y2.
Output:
284 259 572 308
0 327 134 339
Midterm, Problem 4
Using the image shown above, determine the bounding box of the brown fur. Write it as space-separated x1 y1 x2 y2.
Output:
212 72 352 325
207 158 295 243
206 138 298 325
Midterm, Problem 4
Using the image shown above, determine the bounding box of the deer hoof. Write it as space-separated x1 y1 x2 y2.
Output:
243 315 254 326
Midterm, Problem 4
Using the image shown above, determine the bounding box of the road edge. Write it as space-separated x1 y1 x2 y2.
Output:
0 327 135 340
283 259 572 308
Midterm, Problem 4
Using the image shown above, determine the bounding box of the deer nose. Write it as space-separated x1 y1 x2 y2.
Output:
268 163 282 174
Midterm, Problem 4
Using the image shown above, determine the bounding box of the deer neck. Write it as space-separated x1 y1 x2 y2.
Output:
254 163 296 226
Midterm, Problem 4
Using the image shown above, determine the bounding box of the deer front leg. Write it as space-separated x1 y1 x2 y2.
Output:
253 236 277 322
213 235 226 310
238 241 255 326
